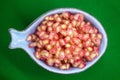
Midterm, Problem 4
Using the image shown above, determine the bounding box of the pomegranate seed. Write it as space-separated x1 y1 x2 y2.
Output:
34 51 41 59
87 46 93 52
97 33 102 39
63 20 69 25
49 48 56 54
55 26 61 33
37 40 43 48
65 43 71 48
53 14 59 19
56 41 60 48
42 39 49 45
53 22 60 29
62 12 70 19
84 51 90 57
59 39 65 46
54 34 59 40
50 40 56 46
74 14 84 22
61 24 67 30
29 42 37 48
79 49 85 57
55 17 62 22
42 20 47 25
60 30 67 36
72 38 81 44
64 36 70 43
49 32 55 40
93 27 98 33
72 20 77 27
45 44 52 50
26 34 32 41
93 46 99 51
40 25 47 31
79 62 86 69
46 58 54 66
40 50 50 59
72 60 81 67
59 50 65 60
83 34 89 41
37 26 42 32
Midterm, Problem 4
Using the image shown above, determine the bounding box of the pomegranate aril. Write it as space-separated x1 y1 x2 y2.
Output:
93 27 98 33
34 51 41 59
65 43 71 48
63 20 69 25
59 50 65 60
54 34 59 40
74 14 84 22
26 35 32 41
49 32 56 40
50 40 56 46
79 62 86 69
53 14 59 19
59 39 65 46
72 38 81 44
92 38 101 46
40 25 47 31
83 34 90 41
84 51 90 57
55 17 62 22
97 33 103 39
47 26 53 32
49 48 56 54
53 22 60 29
93 46 99 51
42 20 47 25
42 39 49 46
87 46 93 52
40 50 50 59
61 24 67 30
46 58 54 66
60 64 70 70
60 30 67 36
55 41 60 48
55 26 61 33
54 59 62 68
67 29 73 37
45 44 52 50
64 36 70 43
29 42 37 48
72 60 81 67
79 50 85 57
37 26 42 32
62 12 70 19
37 40 43 48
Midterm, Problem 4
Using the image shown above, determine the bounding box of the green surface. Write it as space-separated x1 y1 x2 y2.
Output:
0 0 120 80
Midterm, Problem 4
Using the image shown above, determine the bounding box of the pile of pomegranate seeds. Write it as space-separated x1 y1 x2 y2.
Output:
27 12 102 70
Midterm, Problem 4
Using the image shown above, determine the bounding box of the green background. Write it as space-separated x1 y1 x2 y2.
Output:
0 0 120 80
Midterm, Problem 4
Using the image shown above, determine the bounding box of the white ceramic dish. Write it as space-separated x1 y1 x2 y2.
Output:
9 8 107 74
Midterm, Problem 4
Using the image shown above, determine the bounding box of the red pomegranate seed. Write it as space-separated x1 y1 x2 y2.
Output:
62 12 70 19
79 61 86 69
46 58 54 66
64 36 70 43
59 39 65 46
34 51 41 59
29 42 37 48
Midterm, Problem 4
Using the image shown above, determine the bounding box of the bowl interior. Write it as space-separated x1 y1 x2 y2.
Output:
25 8 107 74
